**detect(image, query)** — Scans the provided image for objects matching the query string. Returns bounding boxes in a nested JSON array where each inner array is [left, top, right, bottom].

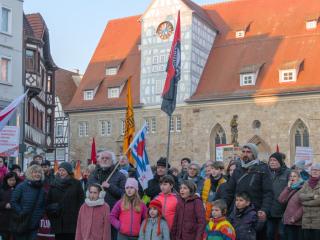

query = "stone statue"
[[230, 115, 239, 146]]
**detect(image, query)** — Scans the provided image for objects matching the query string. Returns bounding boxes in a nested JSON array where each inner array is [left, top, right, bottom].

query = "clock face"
[[157, 22, 174, 40]]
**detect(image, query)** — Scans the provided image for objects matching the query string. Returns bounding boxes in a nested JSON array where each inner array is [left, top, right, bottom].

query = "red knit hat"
[[143, 200, 162, 235]]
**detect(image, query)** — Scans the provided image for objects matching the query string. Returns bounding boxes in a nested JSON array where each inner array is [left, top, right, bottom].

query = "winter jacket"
[[298, 180, 320, 229], [203, 217, 236, 240], [229, 203, 265, 240], [10, 179, 46, 230], [118, 162, 144, 198], [300, 170, 310, 181], [76, 202, 111, 240], [88, 165, 126, 209], [278, 183, 303, 226], [223, 161, 274, 216], [170, 194, 206, 240], [177, 169, 187, 182], [202, 175, 227, 220], [145, 171, 180, 200], [213, 182, 228, 202], [268, 165, 291, 218], [46, 179, 84, 234], [139, 217, 170, 240], [109, 198, 147, 236], [0, 165, 8, 177], [43, 173, 55, 185], [181, 173, 205, 196], [0, 187, 16, 232], [154, 192, 178, 231]]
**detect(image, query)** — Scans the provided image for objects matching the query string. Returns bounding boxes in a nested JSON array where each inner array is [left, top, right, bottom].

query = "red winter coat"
[[170, 194, 206, 240], [278, 184, 303, 226]]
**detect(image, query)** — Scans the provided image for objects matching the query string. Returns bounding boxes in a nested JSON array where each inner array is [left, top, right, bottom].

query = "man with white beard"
[[88, 151, 126, 239]]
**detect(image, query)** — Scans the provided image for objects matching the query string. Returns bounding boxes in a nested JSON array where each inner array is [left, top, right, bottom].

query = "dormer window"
[[238, 63, 264, 86], [107, 77, 129, 99], [108, 68, 116, 75], [82, 78, 105, 100], [105, 58, 125, 76], [84, 90, 93, 100], [110, 88, 119, 98], [278, 60, 303, 83], [233, 22, 251, 38], [306, 21, 317, 29], [236, 30, 245, 38], [305, 14, 319, 30]]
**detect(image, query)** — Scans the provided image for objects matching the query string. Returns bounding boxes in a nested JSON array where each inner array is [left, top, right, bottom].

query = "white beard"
[[100, 163, 112, 169]]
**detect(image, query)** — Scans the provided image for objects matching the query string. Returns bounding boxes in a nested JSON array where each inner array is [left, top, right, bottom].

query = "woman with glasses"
[[180, 161, 205, 196], [298, 163, 320, 240]]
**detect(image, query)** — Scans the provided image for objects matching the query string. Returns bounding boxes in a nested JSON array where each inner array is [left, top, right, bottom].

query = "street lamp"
[[23, 146, 46, 159]]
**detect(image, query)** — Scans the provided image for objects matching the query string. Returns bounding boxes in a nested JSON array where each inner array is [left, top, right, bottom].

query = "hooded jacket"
[[76, 202, 111, 240], [139, 217, 170, 240], [278, 183, 304, 226], [170, 194, 206, 240], [269, 164, 291, 218], [298, 180, 320, 229], [203, 217, 236, 240], [229, 203, 265, 240], [223, 161, 274, 216]]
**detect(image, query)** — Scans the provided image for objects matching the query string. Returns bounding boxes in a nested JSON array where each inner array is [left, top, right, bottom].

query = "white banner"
[[0, 126, 20, 157], [295, 146, 313, 171]]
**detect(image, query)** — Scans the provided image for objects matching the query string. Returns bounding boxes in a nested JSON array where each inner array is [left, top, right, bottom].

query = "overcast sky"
[[24, 0, 224, 74]]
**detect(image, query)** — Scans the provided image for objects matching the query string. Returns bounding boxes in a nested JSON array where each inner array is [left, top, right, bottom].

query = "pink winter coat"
[[0, 165, 8, 177], [109, 198, 147, 237], [75, 202, 111, 240], [278, 184, 303, 226]]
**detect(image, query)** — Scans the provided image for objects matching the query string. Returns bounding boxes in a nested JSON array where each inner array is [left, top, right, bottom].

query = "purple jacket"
[[278, 184, 303, 226], [229, 203, 265, 240], [170, 194, 206, 240]]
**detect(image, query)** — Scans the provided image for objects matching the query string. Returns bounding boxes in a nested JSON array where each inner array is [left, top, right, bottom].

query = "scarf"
[[120, 165, 130, 171], [188, 176, 199, 183], [55, 174, 71, 188], [85, 198, 105, 207], [291, 179, 303, 189], [27, 180, 43, 189], [241, 159, 260, 169], [234, 205, 249, 218], [308, 176, 320, 189]]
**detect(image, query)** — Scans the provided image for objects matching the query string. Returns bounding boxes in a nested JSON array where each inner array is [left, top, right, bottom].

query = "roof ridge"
[[58, 68, 80, 75], [109, 14, 142, 21], [201, 0, 247, 8]]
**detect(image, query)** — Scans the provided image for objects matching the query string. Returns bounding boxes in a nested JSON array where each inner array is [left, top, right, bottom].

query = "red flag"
[[161, 10, 181, 116], [276, 143, 279, 152], [90, 137, 97, 165], [74, 161, 82, 180], [54, 159, 59, 175]]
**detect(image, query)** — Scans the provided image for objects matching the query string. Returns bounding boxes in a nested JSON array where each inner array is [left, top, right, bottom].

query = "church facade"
[[65, 0, 320, 169]]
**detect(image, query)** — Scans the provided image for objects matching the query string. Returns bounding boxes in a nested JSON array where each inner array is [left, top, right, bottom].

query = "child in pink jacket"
[[0, 157, 8, 177], [76, 183, 111, 240], [110, 178, 147, 240]]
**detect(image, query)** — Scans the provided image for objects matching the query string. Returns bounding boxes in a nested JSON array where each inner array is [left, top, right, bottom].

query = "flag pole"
[[105, 147, 131, 183], [165, 115, 172, 175]]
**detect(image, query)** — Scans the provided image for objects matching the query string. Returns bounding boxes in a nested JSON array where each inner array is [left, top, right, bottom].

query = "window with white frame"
[[243, 74, 253, 85], [1, 5, 11, 34], [151, 118, 156, 133], [236, 30, 245, 38], [108, 68, 116, 75], [85, 123, 89, 136], [176, 117, 181, 132], [281, 70, 295, 82], [56, 149, 65, 160], [110, 88, 119, 98], [152, 66, 158, 72], [100, 121, 105, 136], [160, 55, 165, 63], [159, 65, 166, 72], [56, 124, 63, 137], [121, 120, 125, 135], [107, 121, 111, 136], [84, 90, 93, 100], [145, 118, 149, 133], [79, 123, 83, 137], [0, 56, 10, 83], [306, 21, 317, 29], [170, 117, 174, 132], [156, 80, 162, 94], [153, 56, 158, 64]]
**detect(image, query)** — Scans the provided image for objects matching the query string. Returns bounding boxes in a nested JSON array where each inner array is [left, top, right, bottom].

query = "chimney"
[[72, 69, 79, 74]]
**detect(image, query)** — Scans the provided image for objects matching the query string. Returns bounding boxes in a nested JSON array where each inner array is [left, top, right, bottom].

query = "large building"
[[65, 0, 320, 169], [23, 13, 57, 168], [0, 0, 24, 166]]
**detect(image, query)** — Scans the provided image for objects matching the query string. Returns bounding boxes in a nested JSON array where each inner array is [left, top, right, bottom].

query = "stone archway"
[[247, 135, 271, 163], [209, 123, 226, 160]]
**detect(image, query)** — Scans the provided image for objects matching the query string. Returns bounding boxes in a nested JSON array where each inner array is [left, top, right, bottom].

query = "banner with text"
[[0, 126, 20, 156], [295, 146, 313, 171], [216, 144, 233, 162]]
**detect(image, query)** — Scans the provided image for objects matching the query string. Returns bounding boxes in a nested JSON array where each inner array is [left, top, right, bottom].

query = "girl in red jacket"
[[110, 178, 147, 240], [76, 183, 111, 240], [170, 180, 207, 240]]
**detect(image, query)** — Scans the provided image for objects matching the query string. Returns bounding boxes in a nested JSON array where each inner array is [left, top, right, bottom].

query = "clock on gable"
[[157, 21, 174, 40]]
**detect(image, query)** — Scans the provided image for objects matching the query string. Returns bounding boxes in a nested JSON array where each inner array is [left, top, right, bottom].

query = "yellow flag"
[[123, 76, 135, 164]]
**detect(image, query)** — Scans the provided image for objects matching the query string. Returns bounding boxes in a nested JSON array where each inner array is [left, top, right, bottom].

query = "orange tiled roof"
[[25, 13, 46, 39]]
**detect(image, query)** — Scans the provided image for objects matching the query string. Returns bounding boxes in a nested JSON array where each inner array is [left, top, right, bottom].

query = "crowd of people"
[[0, 144, 320, 240]]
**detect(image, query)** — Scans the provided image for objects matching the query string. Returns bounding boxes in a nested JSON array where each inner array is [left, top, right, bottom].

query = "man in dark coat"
[[266, 152, 291, 240], [177, 157, 190, 181], [41, 160, 55, 185], [145, 157, 180, 200], [223, 143, 274, 240], [88, 150, 126, 240]]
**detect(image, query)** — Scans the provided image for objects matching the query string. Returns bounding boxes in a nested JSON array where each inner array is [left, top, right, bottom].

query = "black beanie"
[[181, 158, 191, 164], [269, 152, 283, 165], [10, 164, 21, 171], [157, 157, 171, 169]]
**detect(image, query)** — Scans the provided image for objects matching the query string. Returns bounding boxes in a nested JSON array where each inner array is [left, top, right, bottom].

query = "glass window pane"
[[47, 75, 52, 92], [145, 119, 149, 133], [2, 8, 9, 32], [215, 134, 221, 145], [1, 58, 8, 82], [222, 134, 226, 144], [295, 131, 301, 147], [303, 130, 309, 147]]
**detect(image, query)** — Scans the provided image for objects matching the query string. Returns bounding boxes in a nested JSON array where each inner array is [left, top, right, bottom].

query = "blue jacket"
[[300, 170, 310, 181], [10, 179, 46, 230]]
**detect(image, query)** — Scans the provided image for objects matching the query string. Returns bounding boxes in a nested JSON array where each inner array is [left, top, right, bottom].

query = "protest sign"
[[216, 144, 233, 162], [0, 126, 20, 156], [223, 147, 243, 169], [295, 146, 313, 171]]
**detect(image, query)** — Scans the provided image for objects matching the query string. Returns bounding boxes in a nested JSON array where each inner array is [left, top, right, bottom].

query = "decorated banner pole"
[[105, 148, 130, 183], [165, 116, 172, 174]]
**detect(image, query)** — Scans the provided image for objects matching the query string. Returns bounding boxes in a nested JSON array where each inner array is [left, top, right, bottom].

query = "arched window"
[[215, 127, 226, 145], [210, 124, 227, 160], [295, 122, 309, 147]]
